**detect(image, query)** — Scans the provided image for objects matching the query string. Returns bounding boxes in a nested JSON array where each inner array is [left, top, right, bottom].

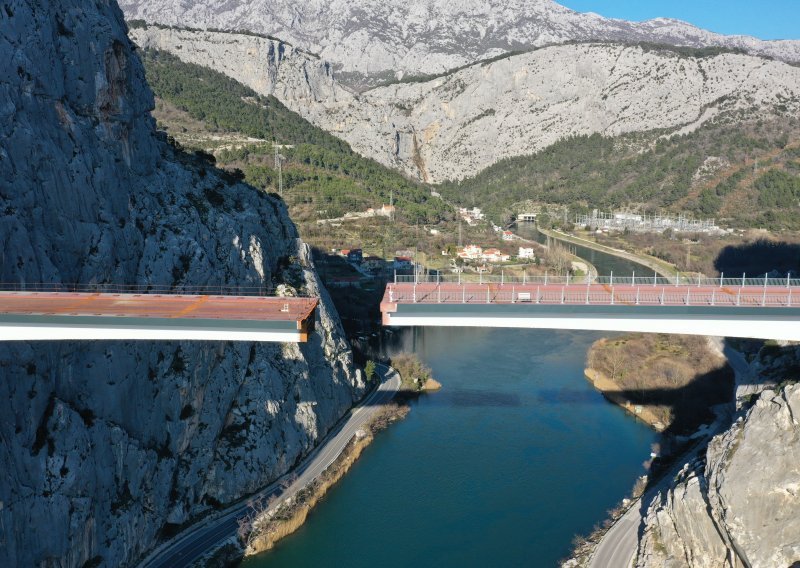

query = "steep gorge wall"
[[0, 1, 364, 566]]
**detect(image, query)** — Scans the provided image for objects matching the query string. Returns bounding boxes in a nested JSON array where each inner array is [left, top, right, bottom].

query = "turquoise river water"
[[243, 227, 658, 567]]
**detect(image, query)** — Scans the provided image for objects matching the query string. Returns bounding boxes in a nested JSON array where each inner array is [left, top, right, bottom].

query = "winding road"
[[137, 364, 401, 568]]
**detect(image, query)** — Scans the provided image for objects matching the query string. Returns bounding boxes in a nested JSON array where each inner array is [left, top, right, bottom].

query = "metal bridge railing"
[[395, 272, 800, 289], [0, 282, 294, 297], [386, 283, 799, 308]]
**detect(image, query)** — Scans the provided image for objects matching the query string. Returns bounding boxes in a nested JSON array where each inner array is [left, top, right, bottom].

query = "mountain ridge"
[[120, 0, 800, 86], [129, 25, 800, 183]]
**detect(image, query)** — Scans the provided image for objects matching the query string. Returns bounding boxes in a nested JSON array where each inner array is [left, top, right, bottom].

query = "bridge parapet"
[[394, 273, 800, 288], [385, 282, 799, 308], [381, 279, 800, 340], [0, 282, 292, 297]]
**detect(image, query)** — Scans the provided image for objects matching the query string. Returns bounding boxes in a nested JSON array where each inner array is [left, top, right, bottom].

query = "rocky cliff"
[[0, 1, 364, 566], [636, 383, 800, 567], [119, 0, 800, 84], [128, 25, 350, 107], [129, 26, 800, 182]]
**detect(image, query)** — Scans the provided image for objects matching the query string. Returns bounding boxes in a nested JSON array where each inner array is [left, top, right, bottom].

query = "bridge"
[[380, 275, 800, 341], [0, 285, 317, 343]]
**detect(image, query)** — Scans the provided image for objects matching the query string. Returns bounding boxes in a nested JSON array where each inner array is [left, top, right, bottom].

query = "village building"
[[483, 248, 511, 263], [458, 245, 483, 260], [458, 207, 485, 225], [393, 256, 413, 270], [457, 245, 510, 263], [346, 248, 363, 264], [362, 256, 386, 273]]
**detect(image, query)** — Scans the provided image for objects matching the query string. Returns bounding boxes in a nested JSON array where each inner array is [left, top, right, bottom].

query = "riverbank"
[[538, 228, 677, 280], [240, 357, 441, 558], [243, 403, 410, 555], [583, 334, 734, 435], [584, 368, 666, 431]]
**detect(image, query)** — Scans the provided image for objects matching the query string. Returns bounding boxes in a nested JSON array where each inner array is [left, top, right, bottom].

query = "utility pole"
[[274, 143, 283, 197]]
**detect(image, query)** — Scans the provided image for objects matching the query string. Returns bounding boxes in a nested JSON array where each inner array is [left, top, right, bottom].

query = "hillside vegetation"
[[142, 49, 449, 225], [586, 334, 733, 434], [438, 117, 800, 230]]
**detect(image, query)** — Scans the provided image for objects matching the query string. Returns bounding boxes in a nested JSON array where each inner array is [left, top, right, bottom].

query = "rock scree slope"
[[0, 1, 365, 566]]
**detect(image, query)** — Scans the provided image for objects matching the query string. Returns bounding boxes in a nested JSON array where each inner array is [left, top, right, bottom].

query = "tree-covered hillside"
[[142, 49, 449, 225], [438, 117, 800, 230]]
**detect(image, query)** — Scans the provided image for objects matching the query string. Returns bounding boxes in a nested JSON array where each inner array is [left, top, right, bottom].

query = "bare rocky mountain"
[[130, 26, 800, 182], [637, 383, 800, 567], [120, 0, 800, 86], [0, 1, 364, 565]]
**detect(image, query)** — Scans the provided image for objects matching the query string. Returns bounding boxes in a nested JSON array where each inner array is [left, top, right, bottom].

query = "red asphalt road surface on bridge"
[[0, 292, 318, 322], [383, 283, 800, 308]]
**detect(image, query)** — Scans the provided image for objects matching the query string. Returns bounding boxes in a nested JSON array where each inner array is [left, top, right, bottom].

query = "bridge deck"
[[0, 292, 318, 342], [380, 282, 800, 340], [382, 282, 798, 308]]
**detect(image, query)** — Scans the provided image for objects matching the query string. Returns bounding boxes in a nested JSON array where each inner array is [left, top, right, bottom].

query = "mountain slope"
[[318, 43, 800, 182], [141, 48, 449, 224], [437, 118, 800, 229], [0, 1, 364, 565], [131, 26, 800, 183], [119, 0, 800, 85]]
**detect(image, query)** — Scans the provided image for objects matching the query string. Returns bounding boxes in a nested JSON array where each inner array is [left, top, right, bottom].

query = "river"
[[243, 226, 657, 567], [514, 223, 657, 279]]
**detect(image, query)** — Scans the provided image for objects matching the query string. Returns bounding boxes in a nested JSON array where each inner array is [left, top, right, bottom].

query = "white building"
[[458, 207, 486, 225], [518, 247, 535, 260], [483, 248, 511, 263], [458, 245, 483, 260]]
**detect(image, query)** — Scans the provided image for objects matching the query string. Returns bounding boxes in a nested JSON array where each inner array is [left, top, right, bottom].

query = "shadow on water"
[[536, 388, 616, 404], [714, 239, 800, 276], [425, 388, 522, 407]]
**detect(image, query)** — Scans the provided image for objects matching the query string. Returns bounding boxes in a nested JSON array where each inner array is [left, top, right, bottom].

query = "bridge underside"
[[0, 293, 317, 343], [382, 303, 800, 341], [0, 316, 309, 343]]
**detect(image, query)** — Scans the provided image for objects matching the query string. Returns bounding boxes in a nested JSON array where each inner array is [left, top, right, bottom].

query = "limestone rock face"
[[0, 1, 364, 566], [129, 26, 350, 107], [132, 27, 800, 182], [637, 384, 800, 568], [119, 0, 800, 83]]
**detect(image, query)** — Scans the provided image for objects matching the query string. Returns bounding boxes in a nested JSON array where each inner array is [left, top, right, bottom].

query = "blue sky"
[[559, 0, 800, 40]]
